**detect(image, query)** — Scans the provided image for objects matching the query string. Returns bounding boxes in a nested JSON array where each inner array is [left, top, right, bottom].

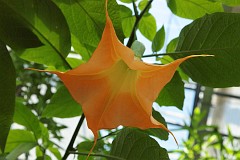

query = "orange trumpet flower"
[[50, 11, 201, 151], [30, 0, 209, 157]]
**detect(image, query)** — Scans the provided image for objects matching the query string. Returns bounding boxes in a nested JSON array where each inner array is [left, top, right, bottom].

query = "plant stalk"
[[126, 0, 154, 48], [62, 113, 85, 160]]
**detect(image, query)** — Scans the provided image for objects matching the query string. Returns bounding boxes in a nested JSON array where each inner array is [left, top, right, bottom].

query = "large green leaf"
[[52, 0, 124, 60], [167, 0, 223, 19], [144, 109, 169, 141], [139, 13, 156, 41], [0, 0, 71, 70], [5, 130, 37, 159], [156, 72, 184, 109], [110, 128, 169, 160], [42, 86, 82, 118], [172, 13, 240, 87], [0, 3, 41, 49], [0, 42, 15, 152], [14, 99, 42, 139], [71, 36, 94, 61]]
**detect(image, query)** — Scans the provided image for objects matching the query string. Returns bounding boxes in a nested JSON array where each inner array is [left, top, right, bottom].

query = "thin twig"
[[62, 113, 85, 160], [142, 52, 186, 58], [132, 0, 139, 18], [69, 151, 125, 160], [126, 0, 154, 47], [97, 130, 120, 141], [142, 46, 231, 58]]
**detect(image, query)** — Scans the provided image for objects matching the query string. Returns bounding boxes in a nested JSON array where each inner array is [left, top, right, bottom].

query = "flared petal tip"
[[25, 68, 45, 72], [189, 54, 214, 58], [86, 130, 98, 160], [25, 68, 64, 75], [150, 116, 179, 147]]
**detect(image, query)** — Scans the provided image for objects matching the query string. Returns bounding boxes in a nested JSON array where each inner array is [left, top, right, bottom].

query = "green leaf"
[[120, 5, 136, 38], [156, 72, 184, 109], [131, 40, 146, 58], [0, 0, 71, 70], [66, 57, 85, 69], [166, 37, 179, 53], [5, 130, 36, 152], [152, 26, 165, 52], [71, 35, 93, 61], [48, 147, 62, 160], [20, 46, 69, 71], [37, 155, 52, 160], [120, 0, 137, 3], [227, 126, 234, 146], [167, 0, 223, 19], [122, 16, 136, 38], [6, 143, 36, 160], [120, 5, 132, 18], [0, 42, 15, 152], [0, 3, 42, 49], [53, 0, 124, 60], [110, 128, 169, 160], [39, 123, 50, 148], [217, 0, 240, 6], [139, 13, 156, 41], [172, 13, 240, 87], [5, 130, 37, 159], [35, 146, 43, 157], [138, 0, 150, 11], [42, 86, 82, 118], [14, 99, 42, 139], [144, 109, 169, 140]]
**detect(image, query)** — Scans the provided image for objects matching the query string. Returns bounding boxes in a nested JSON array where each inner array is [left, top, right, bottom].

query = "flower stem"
[[62, 113, 85, 160], [126, 0, 154, 48]]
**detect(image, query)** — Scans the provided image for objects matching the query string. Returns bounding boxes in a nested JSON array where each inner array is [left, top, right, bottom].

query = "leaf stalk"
[[62, 113, 85, 160], [126, 0, 154, 47]]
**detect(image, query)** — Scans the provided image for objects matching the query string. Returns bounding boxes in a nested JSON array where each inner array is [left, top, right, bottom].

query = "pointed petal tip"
[[159, 125, 178, 147], [150, 116, 178, 146], [87, 131, 98, 160], [188, 54, 214, 58], [25, 68, 64, 76], [169, 130, 179, 147], [180, 54, 214, 62], [25, 68, 45, 72]]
